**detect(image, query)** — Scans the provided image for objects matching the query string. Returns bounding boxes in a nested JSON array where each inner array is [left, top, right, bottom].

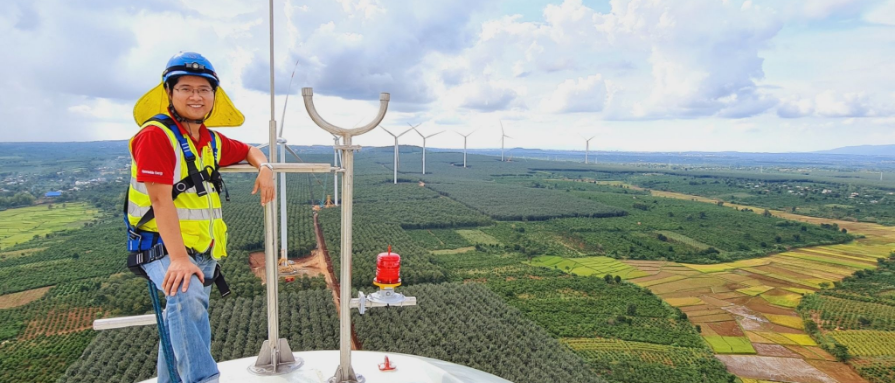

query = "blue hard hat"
[[162, 52, 219, 87]]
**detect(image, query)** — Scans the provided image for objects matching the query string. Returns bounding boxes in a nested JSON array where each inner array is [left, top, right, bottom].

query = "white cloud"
[[540, 75, 608, 113], [864, 0, 895, 25], [803, 0, 866, 19], [456, 81, 521, 112], [815, 90, 871, 117], [594, 0, 783, 119], [777, 96, 815, 118], [775, 90, 894, 118]]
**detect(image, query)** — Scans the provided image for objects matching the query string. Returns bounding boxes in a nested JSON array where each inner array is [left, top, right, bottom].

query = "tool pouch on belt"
[[127, 244, 231, 297]]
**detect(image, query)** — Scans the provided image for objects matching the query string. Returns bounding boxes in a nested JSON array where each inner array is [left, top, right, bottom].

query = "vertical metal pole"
[[393, 138, 398, 184], [339, 135, 355, 379], [422, 138, 426, 175], [279, 143, 287, 262], [463, 138, 467, 168], [586, 141, 589, 164], [266, 0, 280, 369]]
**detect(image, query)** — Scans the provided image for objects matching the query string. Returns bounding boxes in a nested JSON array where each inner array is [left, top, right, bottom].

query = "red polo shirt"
[[131, 119, 250, 185]]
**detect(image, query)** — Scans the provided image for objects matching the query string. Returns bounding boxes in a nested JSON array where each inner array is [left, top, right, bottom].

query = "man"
[[127, 51, 274, 383]]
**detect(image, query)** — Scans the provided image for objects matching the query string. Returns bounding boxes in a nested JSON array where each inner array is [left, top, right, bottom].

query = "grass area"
[[0, 286, 52, 309], [683, 258, 771, 273], [655, 231, 713, 250], [527, 256, 650, 279], [778, 252, 877, 270], [0, 247, 46, 260], [456, 229, 501, 246], [760, 292, 803, 308], [737, 285, 774, 296], [0, 203, 100, 248], [782, 333, 817, 346], [703, 336, 756, 354], [431, 247, 476, 255], [635, 275, 688, 287], [664, 297, 704, 307], [764, 314, 805, 330]]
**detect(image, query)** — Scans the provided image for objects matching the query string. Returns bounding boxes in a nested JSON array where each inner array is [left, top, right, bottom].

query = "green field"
[[527, 255, 650, 279], [0, 203, 101, 248], [703, 336, 756, 354], [456, 229, 502, 245]]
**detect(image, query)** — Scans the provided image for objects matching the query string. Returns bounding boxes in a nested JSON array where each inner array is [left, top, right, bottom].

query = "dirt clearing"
[[715, 355, 839, 383], [0, 286, 51, 309]]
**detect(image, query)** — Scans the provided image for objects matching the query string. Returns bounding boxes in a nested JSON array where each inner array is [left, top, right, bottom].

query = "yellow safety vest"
[[127, 116, 229, 259]]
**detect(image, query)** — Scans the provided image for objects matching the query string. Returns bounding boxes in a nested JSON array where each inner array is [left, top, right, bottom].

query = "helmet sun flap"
[[133, 52, 244, 127]]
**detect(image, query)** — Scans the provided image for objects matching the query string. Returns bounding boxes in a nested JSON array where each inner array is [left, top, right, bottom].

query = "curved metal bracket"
[[302, 88, 389, 137]]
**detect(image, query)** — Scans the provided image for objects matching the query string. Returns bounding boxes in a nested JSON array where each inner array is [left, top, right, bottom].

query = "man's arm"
[[145, 182, 204, 296], [243, 146, 275, 206]]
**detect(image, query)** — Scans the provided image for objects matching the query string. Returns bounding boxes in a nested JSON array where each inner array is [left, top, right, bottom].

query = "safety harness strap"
[[128, 115, 228, 232], [126, 244, 231, 297]]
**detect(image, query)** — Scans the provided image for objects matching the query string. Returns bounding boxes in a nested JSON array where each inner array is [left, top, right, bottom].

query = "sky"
[[1, 0, 894, 153]]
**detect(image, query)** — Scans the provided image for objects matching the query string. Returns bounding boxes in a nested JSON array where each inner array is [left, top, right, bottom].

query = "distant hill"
[[816, 144, 895, 156]]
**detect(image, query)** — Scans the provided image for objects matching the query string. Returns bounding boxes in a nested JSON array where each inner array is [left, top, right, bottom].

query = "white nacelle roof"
[[138, 350, 513, 383]]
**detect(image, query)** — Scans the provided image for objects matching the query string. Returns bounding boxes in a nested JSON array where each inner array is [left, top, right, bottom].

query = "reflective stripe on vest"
[[127, 200, 223, 221], [127, 114, 228, 259]]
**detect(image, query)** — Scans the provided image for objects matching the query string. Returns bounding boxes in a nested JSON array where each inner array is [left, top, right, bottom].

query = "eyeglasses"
[[173, 87, 214, 97]]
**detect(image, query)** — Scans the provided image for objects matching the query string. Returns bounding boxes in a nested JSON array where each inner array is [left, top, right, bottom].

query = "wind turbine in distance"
[[500, 120, 512, 162], [456, 129, 477, 168], [411, 124, 443, 175], [331, 135, 341, 206], [583, 135, 596, 164], [380, 125, 414, 184]]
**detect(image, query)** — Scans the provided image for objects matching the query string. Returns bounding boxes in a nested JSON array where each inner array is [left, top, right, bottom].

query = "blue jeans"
[[142, 253, 220, 383]]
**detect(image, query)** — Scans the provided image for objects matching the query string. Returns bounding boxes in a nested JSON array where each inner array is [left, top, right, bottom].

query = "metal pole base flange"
[[329, 366, 365, 383], [248, 339, 303, 375]]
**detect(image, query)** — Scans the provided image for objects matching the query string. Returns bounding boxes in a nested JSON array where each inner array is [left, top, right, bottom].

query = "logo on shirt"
[[141, 170, 164, 176]]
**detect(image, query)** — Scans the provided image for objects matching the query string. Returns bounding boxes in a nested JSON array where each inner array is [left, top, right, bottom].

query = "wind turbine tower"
[[584, 135, 596, 164], [500, 120, 512, 162], [380, 125, 414, 184], [456, 130, 477, 168], [332, 135, 341, 206], [412, 124, 443, 175]]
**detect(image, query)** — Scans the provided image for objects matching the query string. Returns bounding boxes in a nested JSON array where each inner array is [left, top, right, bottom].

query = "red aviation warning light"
[[374, 245, 401, 287], [351, 245, 416, 315]]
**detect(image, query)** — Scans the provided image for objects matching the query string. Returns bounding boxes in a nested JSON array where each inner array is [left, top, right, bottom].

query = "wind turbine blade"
[[427, 131, 444, 138], [397, 127, 414, 137], [278, 59, 302, 138], [255, 143, 269, 150], [499, 120, 504, 135], [380, 125, 396, 137], [285, 145, 304, 163]]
